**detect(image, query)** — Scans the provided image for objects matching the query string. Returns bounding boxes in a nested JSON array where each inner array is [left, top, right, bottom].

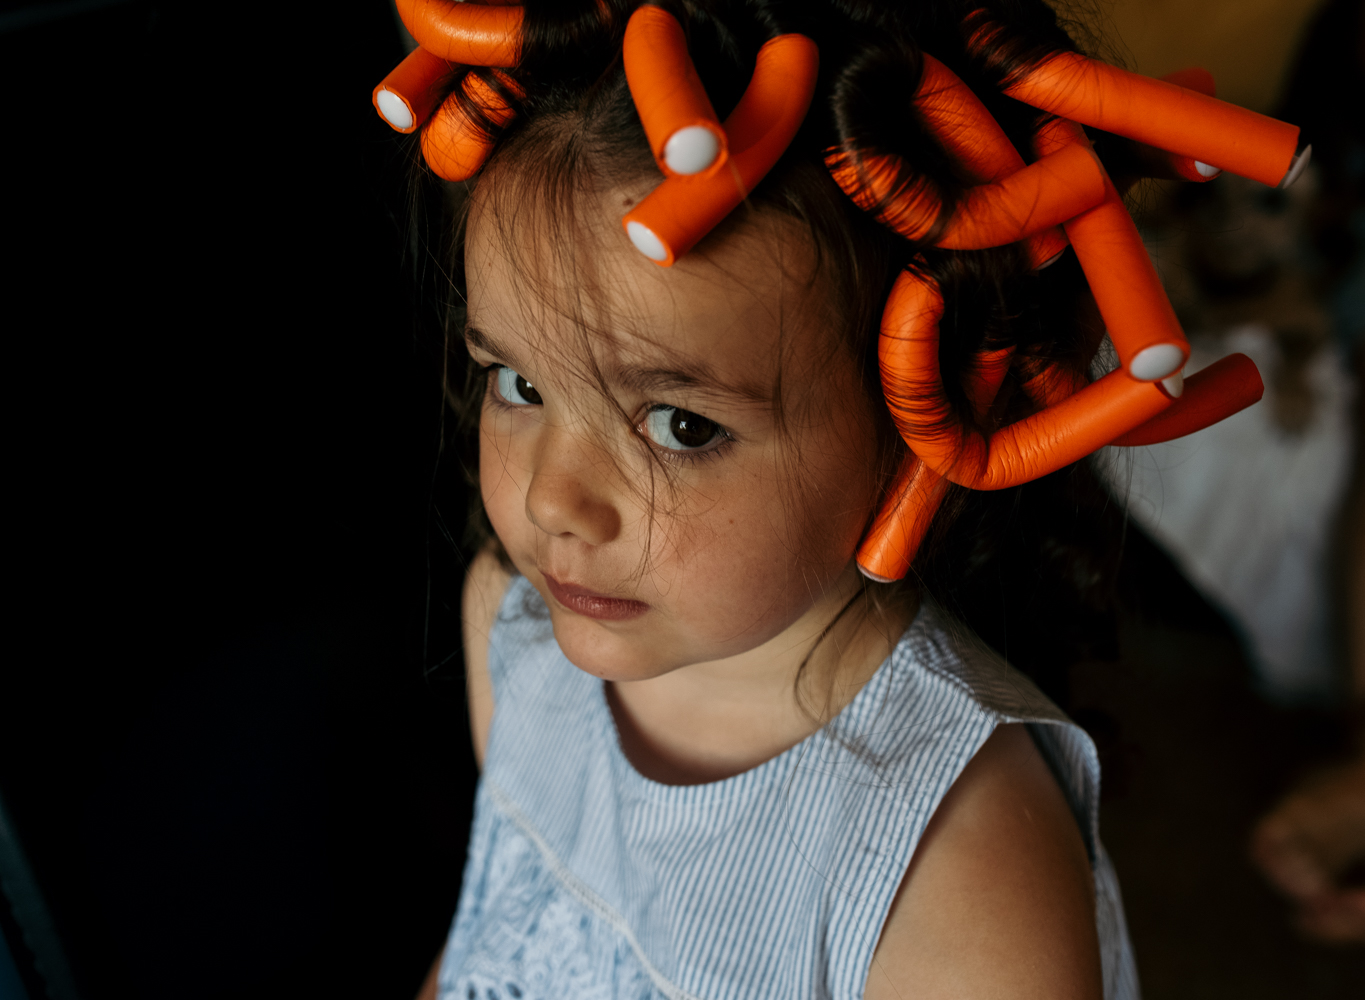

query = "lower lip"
[[543, 574, 650, 622]]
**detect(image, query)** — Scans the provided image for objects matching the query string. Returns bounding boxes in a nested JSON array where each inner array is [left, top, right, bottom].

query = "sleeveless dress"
[[437, 576, 1140, 1000]]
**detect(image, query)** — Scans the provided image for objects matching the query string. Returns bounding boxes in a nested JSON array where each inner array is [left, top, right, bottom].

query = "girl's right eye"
[[493, 366, 543, 406]]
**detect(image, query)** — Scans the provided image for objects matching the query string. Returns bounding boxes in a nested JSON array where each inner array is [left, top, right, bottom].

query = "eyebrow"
[[612, 362, 773, 406], [466, 324, 773, 406], [464, 324, 522, 368]]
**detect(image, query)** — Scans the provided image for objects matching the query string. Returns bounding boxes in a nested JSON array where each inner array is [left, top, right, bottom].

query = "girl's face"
[[465, 188, 884, 682]]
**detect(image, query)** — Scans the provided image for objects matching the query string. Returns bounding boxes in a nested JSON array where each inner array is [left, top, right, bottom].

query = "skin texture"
[[421, 178, 1104, 999], [863, 723, 1102, 1000]]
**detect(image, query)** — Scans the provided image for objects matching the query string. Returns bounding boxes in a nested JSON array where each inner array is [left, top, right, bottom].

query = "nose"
[[524, 428, 622, 546]]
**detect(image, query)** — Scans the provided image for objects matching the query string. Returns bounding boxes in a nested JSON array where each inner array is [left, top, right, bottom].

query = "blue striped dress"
[[437, 575, 1140, 1000]]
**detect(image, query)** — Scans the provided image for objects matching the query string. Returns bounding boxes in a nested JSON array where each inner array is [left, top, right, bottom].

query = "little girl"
[[370, 1, 1302, 997]]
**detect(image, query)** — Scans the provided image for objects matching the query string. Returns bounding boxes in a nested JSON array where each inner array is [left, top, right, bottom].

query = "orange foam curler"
[[1121, 69, 1222, 182], [1162, 66, 1216, 97], [395, 0, 523, 68], [914, 54, 1020, 179], [943, 144, 1104, 249], [623, 5, 728, 178], [856, 457, 947, 582], [857, 346, 1014, 581], [622, 33, 819, 266], [373, 46, 455, 134], [900, 55, 1068, 266], [1034, 118, 1190, 382], [420, 71, 518, 181], [878, 269, 1173, 491], [831, 142, 1105, 250], [1004, 49, 1300, 188], [1111, 353, 1264, 446], [914, 54, 1067, 264], [851, 45, 1281, 571]]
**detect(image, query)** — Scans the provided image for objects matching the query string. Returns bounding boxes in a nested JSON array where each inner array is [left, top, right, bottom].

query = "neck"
[[607, 564, 919, 785]]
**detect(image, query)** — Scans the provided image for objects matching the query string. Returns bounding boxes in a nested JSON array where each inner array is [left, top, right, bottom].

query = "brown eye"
[[494, 366, 542, 406], [643, 406, 721, 451]]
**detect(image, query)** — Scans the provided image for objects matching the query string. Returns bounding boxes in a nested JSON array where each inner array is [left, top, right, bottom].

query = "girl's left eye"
[[642, 406, 724, 452]]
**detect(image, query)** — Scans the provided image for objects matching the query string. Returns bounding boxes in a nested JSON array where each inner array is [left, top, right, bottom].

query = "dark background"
[[2, 2, 1364, 999], [2, 1, 477, 997]]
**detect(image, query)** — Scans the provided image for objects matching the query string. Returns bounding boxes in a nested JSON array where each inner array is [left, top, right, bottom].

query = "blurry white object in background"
[[1102, 325, 1355, 703]]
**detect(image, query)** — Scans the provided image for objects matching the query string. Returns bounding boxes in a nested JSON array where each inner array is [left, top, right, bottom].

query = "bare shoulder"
[[863, 723, 1102, 1000], [462, 545, 514, 767]]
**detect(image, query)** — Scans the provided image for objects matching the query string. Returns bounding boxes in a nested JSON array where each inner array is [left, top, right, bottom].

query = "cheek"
[[647, 445, 873, 643], [479, 409, 530, 544]]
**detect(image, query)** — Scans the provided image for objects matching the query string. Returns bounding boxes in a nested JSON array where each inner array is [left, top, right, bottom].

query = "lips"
[[542, 573, 650, 622]]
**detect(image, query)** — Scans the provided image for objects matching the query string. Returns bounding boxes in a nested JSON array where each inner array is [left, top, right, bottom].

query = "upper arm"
[[462, 545, 513, 768], [864, 723, 1103, 1000]]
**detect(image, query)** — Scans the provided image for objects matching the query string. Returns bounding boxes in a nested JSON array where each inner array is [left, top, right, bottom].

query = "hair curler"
[[830, 142, 1105, 250], [1111, 353, 1264, 446], [941, 144, 1104, 249], [1019, 351, 1264, 447], [857, 457, 945, 582], [992, 45, 1305, 189], [1162, 66, 1216, 97], [373, 46, 455, 133], [836, 41, 1291, 575], [859, 286, 1266, 577], [1100, 68, 1224, 184], [857, 346, 1013, 581], [914, 55, 1069, 265], [1034, 118, 1191, 382], [374, 1, 526, 180], [876, 269, 1175, 491], [861, 54, 1069, 266], [624, 5, 729, 178], [1152, 68, 1223, 182], [420, 71, 519, 181], [622, 33, 819, 266], [393, 0, 524, 67]]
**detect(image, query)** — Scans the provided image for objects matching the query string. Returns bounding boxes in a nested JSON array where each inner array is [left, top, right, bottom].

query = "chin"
[[547, 610, 680, 682]]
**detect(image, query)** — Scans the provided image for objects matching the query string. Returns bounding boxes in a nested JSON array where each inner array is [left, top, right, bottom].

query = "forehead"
[[464, 177, 839, 390]]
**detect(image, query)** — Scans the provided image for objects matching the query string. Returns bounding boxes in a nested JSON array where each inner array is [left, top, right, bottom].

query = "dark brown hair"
[[423, 0, 1128, 704]]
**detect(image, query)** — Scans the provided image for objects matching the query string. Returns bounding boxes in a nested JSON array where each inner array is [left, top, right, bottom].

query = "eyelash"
[[479, 364, 735, 466]]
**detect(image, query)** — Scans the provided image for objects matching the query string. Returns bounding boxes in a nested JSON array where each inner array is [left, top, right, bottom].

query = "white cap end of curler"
[[663, 126, 721, 176], [857, 563, 899, 583], [627, 221, 669, 262], [1035, 250, 1065, 270], [376, 89, 414, 131], [1279, 144, 1312, 190], [1161, 370, 1185, 398], [1194, 161, 1221, 178], [1129, 343, 1186, 382]]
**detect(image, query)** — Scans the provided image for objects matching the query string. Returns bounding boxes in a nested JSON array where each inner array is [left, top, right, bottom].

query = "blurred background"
[[0, 1, 1361, 998]]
